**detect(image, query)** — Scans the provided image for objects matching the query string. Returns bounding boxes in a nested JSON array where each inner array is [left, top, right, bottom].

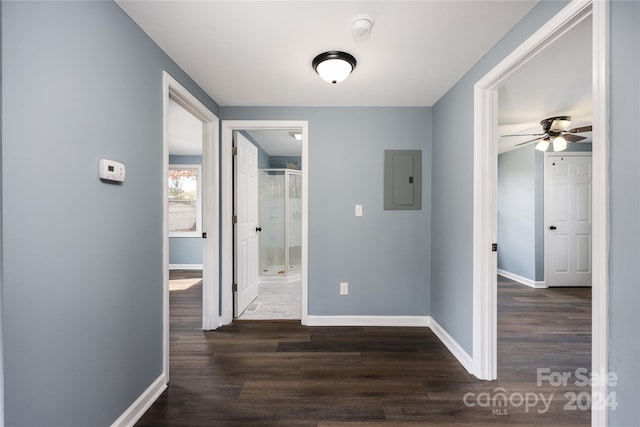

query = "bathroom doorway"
[[220, 122, 308, 324]]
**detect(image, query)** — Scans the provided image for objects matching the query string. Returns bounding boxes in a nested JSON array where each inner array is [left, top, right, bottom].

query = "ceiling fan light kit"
[[552, 135, 567, 151], [535, 139, 550, 152], [547, 116, 572, 132], [503, 115, 592, 152]]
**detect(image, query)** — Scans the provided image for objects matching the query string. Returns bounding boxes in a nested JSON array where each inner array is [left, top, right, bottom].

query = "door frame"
[[162, 71, 220, 381], [472, 0, 608, 425], [544, 152, 593, 288], [221, 120, 309, 325]]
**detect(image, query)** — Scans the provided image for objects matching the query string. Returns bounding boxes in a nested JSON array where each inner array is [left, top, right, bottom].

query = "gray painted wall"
[[2, 1, 219, 425], [609, 1, 640, 424], [431, 0, 570, 355], [169, 155, 203, 266], [497, 146, 537, 281], [222, 107, 431, 316]]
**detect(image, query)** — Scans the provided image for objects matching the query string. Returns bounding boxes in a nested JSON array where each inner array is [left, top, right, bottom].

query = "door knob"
[[256, 227, 262, 232], [549, 225, 557, 230]]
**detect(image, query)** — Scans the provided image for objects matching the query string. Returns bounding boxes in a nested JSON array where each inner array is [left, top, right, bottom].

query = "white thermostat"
[[99, 159, 126, 182]]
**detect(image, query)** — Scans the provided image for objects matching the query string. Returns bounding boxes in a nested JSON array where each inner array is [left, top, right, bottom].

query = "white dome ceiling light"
[[311, 14, 373, 85], [312, 51, 357, 84]]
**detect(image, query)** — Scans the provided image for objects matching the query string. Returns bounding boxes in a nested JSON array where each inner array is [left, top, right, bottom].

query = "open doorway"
[[233, 129, 303, 320], [494, 18, 593, 425], [162, 72, 219, 380], [168, 96, 204, 297], [221, 120, 309, 326], [473, 1, 608, 424], [496, 14, 592, 289]]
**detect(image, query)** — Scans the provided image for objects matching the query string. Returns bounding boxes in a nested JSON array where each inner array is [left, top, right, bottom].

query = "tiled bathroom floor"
[[237, 280, 301, 320]]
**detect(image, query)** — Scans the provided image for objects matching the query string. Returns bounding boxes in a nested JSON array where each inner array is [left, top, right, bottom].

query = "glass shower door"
[[259, 170, 285, 276], [287, 171, 302, 275]]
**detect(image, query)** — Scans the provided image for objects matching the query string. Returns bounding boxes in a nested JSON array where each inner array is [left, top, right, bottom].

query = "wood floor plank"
[[136, 277, 590, 425]]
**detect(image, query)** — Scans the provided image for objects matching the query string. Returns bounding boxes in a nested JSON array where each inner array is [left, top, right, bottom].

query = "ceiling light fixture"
[[289, 131, 302, 141], [312, 51, 357, 84]]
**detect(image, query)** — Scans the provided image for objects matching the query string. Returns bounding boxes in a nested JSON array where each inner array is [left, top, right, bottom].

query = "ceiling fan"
[[502, 116, 592, 152]]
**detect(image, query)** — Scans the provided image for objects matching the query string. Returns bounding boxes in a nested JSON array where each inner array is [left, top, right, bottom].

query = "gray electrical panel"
[[384, 150, 421, 210]]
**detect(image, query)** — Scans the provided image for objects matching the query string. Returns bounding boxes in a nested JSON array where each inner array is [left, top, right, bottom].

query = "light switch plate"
[[340, 282, 349, 295], [355, 204, 363, 217]]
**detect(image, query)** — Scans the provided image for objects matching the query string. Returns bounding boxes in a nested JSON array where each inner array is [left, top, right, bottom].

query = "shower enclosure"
[[259, 169, 302, 282]]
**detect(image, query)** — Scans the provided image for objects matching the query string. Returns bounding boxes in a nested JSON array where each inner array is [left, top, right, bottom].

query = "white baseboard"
[[306, 315, 430, 327], [111, 374, 167, 427], [498, 269, 546, 288], [169, 264, 203, 270], [428, 317, 474, 375]]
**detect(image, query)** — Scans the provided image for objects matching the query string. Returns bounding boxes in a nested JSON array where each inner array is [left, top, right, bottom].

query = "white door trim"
[[162, 71, 220, 382], [221, 120, 309, 326], [473, 1, 608, 426]]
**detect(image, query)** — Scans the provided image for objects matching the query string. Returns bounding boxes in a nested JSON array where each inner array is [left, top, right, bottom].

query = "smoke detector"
[[352, 15, 374, 39]]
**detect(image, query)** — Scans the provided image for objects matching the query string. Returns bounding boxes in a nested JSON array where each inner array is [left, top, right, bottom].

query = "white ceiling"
[[169, 97, 203, 156], [117, 0, 539, 107], [135, 1, 591, 155], [498, 15, 592, 153], [245, 130, 302, 157]]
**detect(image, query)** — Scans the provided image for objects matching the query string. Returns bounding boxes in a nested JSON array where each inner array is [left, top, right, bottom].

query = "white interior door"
[[234, 132, 260, 315], [545, 153, 592, 287]]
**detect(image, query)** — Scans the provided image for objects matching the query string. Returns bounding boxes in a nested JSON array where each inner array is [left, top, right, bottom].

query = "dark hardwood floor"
[[137, 275, 591, 426]]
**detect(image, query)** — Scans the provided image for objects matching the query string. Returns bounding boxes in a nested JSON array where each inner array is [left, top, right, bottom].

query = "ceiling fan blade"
[[515, 136, 546, 146], [567, 125, 592, 133], [563, 134, 586, 143], [501, 133, 546, 138]]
